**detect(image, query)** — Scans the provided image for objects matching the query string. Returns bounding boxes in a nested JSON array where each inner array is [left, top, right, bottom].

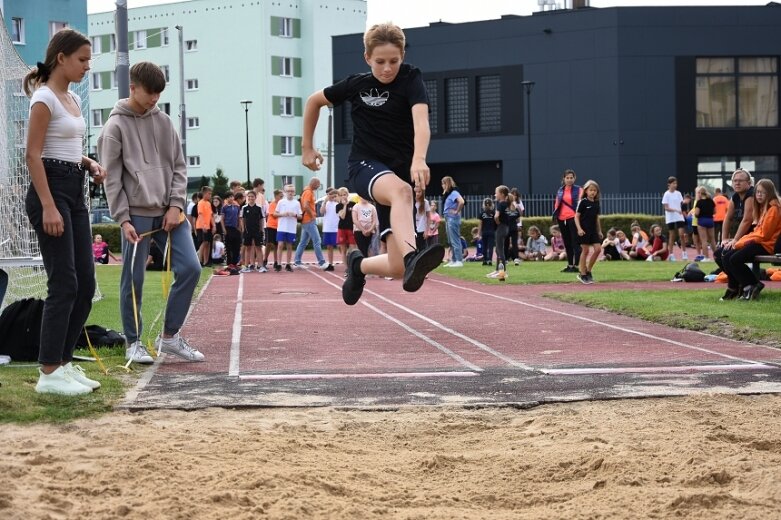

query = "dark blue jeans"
[[25, 162, 95, 365]]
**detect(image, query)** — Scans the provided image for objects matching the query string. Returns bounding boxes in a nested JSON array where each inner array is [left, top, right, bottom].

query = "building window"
[[90, 36, 101, 54], [161, 28, 169, 46], [281, 57, 293, 77], [281, 175, 294, 186], [186, 39, 198, 51], [91, 73, 102, 90], [281, 136, 294, 156], [188, 156, 201, 167], [445, 77, 469, 134], [279, 96, 294, 116], [11, 18, 25, 44], [187, 117, 200, 128], [423, 79, 438, 134], [135, 30, 147, 49], [109, 34, 116, 52], [280, 17, 293, 37], [697, 155, 779, 192], [91, 109, 103, 127], [110, 71, 118, 89], [159, 102, 171, 115], [477, 75, 501, 132], [49, 21, 68, 38], [696, 57, 778, 128], [161, 65, 170, 83], [186, 79, 199, 90]]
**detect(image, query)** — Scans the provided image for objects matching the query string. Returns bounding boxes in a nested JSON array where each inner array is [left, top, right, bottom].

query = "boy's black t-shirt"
[[336, 201, 356, 230], [576, 198, 600, 233], [480, 210, 496, 234], [241, 204, 264, 233], [323, 64, 429, 175], [697, 198, 715, 218]]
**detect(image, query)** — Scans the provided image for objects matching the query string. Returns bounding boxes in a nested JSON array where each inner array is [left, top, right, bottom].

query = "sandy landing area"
[[1, 394, 780, 519]]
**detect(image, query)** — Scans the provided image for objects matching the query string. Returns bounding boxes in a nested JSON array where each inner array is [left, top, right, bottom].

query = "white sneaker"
[[681, 252, 689, 260], [486, 271, 499, 278], [126, 341, 154, 364], [292, 262, 306, 269], [668, 254, 676, 261], [450, 261, 464, 267], [240, 266, 252, 273], [155, 334, 205, 362], [645, 256, 654, 262], [514, 258, 521, 266], [63, 362, 101, 390], [318, 262, 330, 270], [35, 366, 92, 396], [258, 265, 268, 273]]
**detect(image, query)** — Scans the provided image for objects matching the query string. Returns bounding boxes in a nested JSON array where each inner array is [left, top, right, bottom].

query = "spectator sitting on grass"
[[544, 225, 567, 261], [630, 224, 668, 261], [521, 225, 547, 261]]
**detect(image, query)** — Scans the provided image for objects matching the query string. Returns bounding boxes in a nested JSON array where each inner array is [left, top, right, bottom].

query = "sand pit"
[[1, 394, 780, 519]]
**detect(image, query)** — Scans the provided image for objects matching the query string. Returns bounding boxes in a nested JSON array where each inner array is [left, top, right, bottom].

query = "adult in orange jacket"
[[720, 179, 781, 301]]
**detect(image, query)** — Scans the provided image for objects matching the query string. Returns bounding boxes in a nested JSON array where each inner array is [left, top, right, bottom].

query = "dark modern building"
[[331, 4, 781, 196]]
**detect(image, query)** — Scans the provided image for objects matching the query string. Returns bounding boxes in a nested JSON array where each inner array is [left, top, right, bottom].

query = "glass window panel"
[[477, 75, 501, 132], [695, 76, 736, 127], [739, 155, 778, 173], [738, 76, 778, 127], [738, 57, 777, 74], [423, 79, 438, 134], [696, 58, 734, 74], [445, 77, 469, 134], [698, 156, 736, 173], [695, 175, 724, 194]]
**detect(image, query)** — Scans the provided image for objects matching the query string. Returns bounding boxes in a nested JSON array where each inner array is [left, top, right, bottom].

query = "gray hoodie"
[[98, 99, 187, 225]]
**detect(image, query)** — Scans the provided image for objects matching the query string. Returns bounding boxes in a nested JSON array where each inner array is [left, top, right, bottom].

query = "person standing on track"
[[575, 180, 603, 284], [301, 22, 445, 305], [553, 169, 582, 273]]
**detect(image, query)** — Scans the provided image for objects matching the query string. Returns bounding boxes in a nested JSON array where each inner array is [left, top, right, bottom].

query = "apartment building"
[[88, 0, 366, 191]]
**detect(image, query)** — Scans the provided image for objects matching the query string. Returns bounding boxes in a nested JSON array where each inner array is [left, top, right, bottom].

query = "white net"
[[0, 22, 100, 310]]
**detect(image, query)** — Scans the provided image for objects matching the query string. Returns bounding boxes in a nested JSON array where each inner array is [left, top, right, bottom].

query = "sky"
[[87, 0, 772, 28]]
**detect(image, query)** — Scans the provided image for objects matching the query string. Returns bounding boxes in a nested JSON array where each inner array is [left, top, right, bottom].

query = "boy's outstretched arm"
[[302, 90, 329, 172], [411, 103, 431, 188]]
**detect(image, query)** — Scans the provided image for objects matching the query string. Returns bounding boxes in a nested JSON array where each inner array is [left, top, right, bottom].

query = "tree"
[[212, 168, 229, 196]]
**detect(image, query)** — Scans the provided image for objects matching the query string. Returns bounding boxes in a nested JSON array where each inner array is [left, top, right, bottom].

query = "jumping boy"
[[301, 23, 444, 305], [99, 61, 205, 364]]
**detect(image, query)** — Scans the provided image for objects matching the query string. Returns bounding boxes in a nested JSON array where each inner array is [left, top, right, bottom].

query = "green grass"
[[434, 259, 686, 284], [0, 266, 211, 424], [545, 288, 781, 346]]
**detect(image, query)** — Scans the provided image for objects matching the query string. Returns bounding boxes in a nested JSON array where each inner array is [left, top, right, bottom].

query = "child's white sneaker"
[[645, 256, 654, 262], [126, 341, 154, 364], [155, 334, 205, 362], [35, 366, 92, 396]]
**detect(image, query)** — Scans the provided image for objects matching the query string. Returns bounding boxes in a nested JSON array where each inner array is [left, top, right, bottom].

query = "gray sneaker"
[[155, 334, 205, 362], [126, 341, 154, 364]]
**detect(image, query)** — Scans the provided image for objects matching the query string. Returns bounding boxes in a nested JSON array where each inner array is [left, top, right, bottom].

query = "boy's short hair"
[[200, 186, 212, 195], [130, 61, 166, 94], [235, 192, 245, 200], [273, 189, 283, 197], [667, 176, 677, 184]]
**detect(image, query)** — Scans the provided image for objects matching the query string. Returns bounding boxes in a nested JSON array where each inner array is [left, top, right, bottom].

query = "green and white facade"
[[87, 0, 366, 192]]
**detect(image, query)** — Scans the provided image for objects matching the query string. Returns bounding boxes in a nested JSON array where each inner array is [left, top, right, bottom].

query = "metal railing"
[[452, 193, 664, 219]]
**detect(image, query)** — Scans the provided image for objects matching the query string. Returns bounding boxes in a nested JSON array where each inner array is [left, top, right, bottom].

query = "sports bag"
[[0, 298, 44, 361], [673, 262, 706, 283]]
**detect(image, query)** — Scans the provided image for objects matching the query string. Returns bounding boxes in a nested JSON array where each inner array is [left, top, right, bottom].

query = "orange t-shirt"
[[196, 199, 213, 230], [300, 188, 316, 224], [713, 194, 729, 222], [558, 186, 577, 221], [266, 200, 279, 229]]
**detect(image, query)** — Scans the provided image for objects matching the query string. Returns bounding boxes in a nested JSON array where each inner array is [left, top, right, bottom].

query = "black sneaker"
[[577, 273, 589, 284], [719, 288, 739, 301], [274, 263, 282, 272], [342, 249, 366, 305], [402, 244, 445, 293], [587, 271, 594, 283], [741, 281, 765, 301], [325, 264, 335, 272], [285, 264, 293, 272]]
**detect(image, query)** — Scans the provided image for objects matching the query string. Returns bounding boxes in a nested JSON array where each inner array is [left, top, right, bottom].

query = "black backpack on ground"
[[76, 325, 125, 348], [673, 262, 706, 282], [0, 298, 44, 361]]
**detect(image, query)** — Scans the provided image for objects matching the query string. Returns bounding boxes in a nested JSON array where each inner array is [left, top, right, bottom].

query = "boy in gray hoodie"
[[98, 62, 204, 364]]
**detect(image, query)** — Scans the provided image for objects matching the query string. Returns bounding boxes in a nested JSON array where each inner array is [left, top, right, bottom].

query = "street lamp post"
[[521, 80, 535, 195], [240, 100, 252, 187]]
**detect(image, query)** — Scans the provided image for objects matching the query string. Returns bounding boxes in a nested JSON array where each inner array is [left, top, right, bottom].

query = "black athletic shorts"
[[265, 227, 277, 244], [243, 230, 264, 246], [347, 159, 394, 241], [196, 229, 212, 243]]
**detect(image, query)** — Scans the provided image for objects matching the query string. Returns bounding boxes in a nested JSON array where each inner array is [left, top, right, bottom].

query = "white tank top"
[[30, 86, 85, 163]]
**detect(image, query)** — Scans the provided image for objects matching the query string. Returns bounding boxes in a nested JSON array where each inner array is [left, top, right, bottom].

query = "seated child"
[[601, 228, 621, 260], [93, 234, 119, 264], [544, 224, 567, 261], [466, 227, 484, 262], [211, 233, 226, 265], [520, 225, 547, 261], [630, 224, 669, 261]]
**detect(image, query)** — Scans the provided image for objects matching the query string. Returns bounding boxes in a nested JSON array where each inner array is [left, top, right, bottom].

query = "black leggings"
[[354, 231, 373, 257], [720, 243, 767, 289], [558, 218, 581, 266]]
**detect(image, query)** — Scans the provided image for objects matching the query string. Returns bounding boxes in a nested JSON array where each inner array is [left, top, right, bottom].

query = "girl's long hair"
[[582, 179, 601, 201], [496, 185, 516, 211], [755, 178, 781, 221], [23, 28, 90, 96], [441, 176, 457, 194]]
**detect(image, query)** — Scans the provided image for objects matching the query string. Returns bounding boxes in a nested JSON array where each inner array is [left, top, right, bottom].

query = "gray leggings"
[[495, 223, 509, 266]]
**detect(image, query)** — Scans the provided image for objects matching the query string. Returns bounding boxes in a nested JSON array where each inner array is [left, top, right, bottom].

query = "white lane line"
[[239, 371, 479, 381], [431, 279, 772, 369], [309, 271, 482, 372], [311, 270, 535, 371], [227, 273, 245, 377], [543, 364, 769, 375]]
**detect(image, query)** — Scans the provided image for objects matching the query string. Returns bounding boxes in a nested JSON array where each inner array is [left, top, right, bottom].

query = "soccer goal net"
[[0, 20, 100, 310]]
